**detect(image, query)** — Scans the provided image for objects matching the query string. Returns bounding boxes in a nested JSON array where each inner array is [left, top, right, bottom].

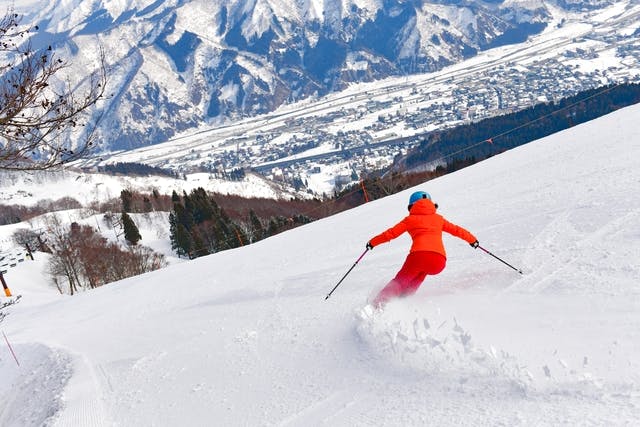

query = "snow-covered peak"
[[0, 0, 631, 157]]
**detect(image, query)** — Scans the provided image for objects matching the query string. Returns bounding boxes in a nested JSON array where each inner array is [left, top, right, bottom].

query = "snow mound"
[[352, 298, 640, 424], [354, 300, 621, 396], [0, 343, 72, 426], [354, 302, 533, 392]]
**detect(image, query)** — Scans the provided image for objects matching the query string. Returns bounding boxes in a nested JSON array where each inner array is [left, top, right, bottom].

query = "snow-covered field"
[[0, 169, 299, 208], [0, 104, 639, 426]]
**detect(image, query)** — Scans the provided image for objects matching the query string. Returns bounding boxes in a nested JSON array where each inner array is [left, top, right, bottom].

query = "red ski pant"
[[373, 251, 446, 306]]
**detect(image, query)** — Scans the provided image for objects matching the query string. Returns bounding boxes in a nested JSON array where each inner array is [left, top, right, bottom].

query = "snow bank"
[[0, 343, 71, 426]]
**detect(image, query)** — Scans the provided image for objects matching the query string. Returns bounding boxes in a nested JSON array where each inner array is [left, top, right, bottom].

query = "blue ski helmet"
[[409, 191, 431, 205], [408, 191, 431, 210]]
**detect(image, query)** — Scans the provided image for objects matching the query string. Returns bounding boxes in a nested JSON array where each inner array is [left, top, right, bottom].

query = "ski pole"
[[477, 245, 523, 275], [325, 248, 369, 300]]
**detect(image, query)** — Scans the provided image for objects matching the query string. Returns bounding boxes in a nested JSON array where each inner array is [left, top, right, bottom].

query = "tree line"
[[168, 188, 315, 259], [0, 196, 83, 225], [399, 82, 640, 170], [95, 162, 179, 178]]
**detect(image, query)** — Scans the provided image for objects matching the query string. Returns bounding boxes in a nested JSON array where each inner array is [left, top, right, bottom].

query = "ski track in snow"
[[52, 355, 111, 427], [519, 207, 640, 295]]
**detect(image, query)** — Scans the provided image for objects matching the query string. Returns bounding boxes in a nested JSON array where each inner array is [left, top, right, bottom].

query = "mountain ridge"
[[8, 0, 614, 151]]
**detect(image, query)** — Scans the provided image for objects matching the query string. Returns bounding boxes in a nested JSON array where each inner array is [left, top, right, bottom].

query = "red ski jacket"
[[369, 199, 476, 258]]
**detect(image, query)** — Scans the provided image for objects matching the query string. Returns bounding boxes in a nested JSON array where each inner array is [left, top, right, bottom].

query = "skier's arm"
[[368, 220, 408, 248], [442, 219, 477, 245]]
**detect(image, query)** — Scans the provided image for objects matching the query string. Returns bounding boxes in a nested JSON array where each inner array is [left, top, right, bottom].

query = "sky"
[[0, 103, 639, 426]]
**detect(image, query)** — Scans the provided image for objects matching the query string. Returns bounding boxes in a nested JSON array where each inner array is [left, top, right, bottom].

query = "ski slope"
[[1, 104, 639, 426]]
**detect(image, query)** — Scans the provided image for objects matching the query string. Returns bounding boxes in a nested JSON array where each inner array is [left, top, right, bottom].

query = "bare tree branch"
[[0, 10, 108, 171]]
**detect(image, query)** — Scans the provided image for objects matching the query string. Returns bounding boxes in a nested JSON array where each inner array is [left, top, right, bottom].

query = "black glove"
[[470, 240, 479, 249], [366, 242, 374, 250]]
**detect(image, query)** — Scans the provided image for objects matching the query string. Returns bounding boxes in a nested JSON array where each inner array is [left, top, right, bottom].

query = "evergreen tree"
[[231, 224, 247, 247], [191, 228, 209, 258], [174, 223, 192, 258], [169, 212, 178, 252], [173, 203, 194, 231], [121, 212, 142, 245], [120, 189, 134, 213], [249, 210, 264, 243], [183, 191, 195, 219], [190, 187, 214, 224], [267, 218, 280, 237], [212, 201, 235, 251], [143, 196, 152, 213]]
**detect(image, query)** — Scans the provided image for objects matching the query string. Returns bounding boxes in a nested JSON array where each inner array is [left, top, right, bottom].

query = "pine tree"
[[183, 191, 195, 219], [232, 224, 247, 247], [190, 187, 214, 224], [143, 196, 152, 213], [174, 224, 192, 258], [191, 228, 209, 258], [120, 189, 134, 213], [121, 212, 142, 245], [169, 212, 178, 252], [211, 200, 235, 251], [249, 210, 264, 243], [267, 218, 280, 237], [173, 203, 194, 231]]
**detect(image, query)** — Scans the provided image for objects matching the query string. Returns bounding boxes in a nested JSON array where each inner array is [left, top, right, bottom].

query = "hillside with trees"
[[3, 82, 640, 278], [396, 82, 640, 171]]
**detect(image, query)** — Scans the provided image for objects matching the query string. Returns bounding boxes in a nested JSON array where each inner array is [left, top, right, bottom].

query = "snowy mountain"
[[0, 101, 638, 425], [3, 0, 630, 153]]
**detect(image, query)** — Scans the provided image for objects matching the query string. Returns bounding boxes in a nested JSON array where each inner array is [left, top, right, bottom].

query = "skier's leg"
[[400, 252, 447, 297], [372, 279, 402, 307], [401, 272, 428, 297], [423, 252, 446, 275], [373, 252, 447, 306], [373, 253, 422, 305]]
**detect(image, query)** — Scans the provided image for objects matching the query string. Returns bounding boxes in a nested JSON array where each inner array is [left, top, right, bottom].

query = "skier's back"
[[367, 191, 478, 306]]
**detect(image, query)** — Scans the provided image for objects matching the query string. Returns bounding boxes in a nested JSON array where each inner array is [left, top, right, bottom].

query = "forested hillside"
[[397, 83, 640, 171]]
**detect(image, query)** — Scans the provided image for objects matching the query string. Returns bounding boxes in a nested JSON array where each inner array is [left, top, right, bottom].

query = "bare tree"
[[45, 215, 83, 294], [0, 10, 107, 171], [45, 216, 167, 294], [125, 245, 166, 276], [11, 226, 40, 253]]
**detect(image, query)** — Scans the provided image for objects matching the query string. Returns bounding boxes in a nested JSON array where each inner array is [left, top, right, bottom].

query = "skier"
[[366, 191, 479, 307]]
